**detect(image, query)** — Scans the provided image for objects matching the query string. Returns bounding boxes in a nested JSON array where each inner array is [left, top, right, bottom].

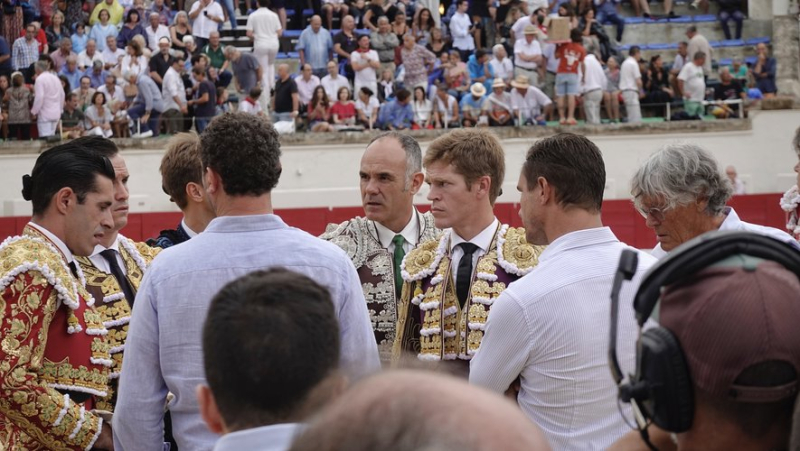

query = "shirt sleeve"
[[335, 258, 381, 379], [469, 291, 533, 393]]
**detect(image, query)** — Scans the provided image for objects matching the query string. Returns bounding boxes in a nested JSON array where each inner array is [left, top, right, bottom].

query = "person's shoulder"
[[0, 235, 74, 293], [401, 235, 445, 283]]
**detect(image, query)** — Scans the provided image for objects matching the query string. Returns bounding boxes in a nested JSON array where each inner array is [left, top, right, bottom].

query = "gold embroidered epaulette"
[[130, 239, 161, 265], [497, 225, 544, 277], [400, 235, 448, 282]]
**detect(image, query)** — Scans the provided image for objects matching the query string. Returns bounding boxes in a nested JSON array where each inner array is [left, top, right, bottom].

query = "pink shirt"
[[31, 72, 65, 121]]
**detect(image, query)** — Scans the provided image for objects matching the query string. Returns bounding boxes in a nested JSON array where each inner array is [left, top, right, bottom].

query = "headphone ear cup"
[[637, 327, 694, 433]]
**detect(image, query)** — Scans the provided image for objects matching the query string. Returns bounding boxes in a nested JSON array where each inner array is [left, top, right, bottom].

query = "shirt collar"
[[90, 235, 121, 258], [718, 206, 737, 230], [449, 218, 499, 254], [213, 423, 304, 451], [27, 222, 76, 264], [372, 209, 421, 248], [181, 218, 199, 238], [538, 227, 618, 263], [204, 214, 288, 234]]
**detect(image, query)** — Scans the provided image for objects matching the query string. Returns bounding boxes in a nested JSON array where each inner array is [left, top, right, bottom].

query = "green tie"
[[392, 234, 406, 298]]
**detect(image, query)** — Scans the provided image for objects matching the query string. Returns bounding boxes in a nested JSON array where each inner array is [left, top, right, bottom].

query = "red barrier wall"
[[0, 194, 787, 248]]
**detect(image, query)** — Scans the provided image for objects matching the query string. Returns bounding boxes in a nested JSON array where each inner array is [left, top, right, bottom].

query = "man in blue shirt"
[[59, 55, 83, 90], [467, 48, 494, 92], [460, 82, 487, 127], [297, 15, 334, 79], [83, 60, 109, 88], [0, 36, 11, 79], [377, 88, 414, 130]]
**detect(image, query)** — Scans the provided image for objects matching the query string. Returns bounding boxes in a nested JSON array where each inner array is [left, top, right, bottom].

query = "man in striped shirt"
[[470, 133, 657, 449], [12, 23, 39, 81]]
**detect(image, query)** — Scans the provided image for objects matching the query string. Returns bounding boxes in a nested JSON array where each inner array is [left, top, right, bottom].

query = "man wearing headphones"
[[609, 233, 800, 451]]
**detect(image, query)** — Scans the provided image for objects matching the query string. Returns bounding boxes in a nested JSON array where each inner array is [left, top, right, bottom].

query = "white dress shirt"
[[27, 222, 75, 265], [514, 39, 542, 70], [490, 57, 514, 81], [369, 208, 423, 254], [449, 218, 498, 285], [162, 66, 187, 110], [189, 1, 224, 39], [449, 12, 475, 51], [145, 24, 170, 52], [650, 207, 800, 259], [619, 56, 641, 91], [470, 227, 657, 450], [88, 238, 126, 275], [78, 50, 104, 69], [321, 74, 351, 102], [294, 74, 320, 105], [181, 218, 199, 238], [510, 86, 552, 119], [582, 53, 606, 92], [213, 423, 303, 451]]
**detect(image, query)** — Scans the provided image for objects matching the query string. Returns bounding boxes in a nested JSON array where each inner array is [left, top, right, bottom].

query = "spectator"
[[331, 86, 357, 126], [582, 50, 606, 125], [59, 55, 82, 89], [712, 67, 746, 119], [555, 28, 585, 125], [333, 15, 359, 81], [162, 55, 188, 134], [432, 82, 459, 128], [426, 27, 451, 58], [603, 58, 621, 123], [90, 0, 125, 26], [718, 0, 744, 40], [295, 63, 320, 108], [350, 0, 369, 29], [412, 8, 436, 46], [84, 91, 115, 137], [355, 86, 379, 128], [541, 40, 559, 104], [511, 6, 545, 44], [61, 92, 85, 138], [98, 75, 128, 136], [0, 36, 11, 81], [350, 34, 380, 96], [182, 35, 199, 63], [321, 0, 349, 32], [377, 68, 395, 102], [725, 165, 746, 194], [371, 17, 399, 74], [450, 0, 475, 62], [728, 57, 748, 82], [485, 78, 513, 126], [170, 11, 193, 57], [12, 24, 39, 81], [45, 11, 69, 49], [272, 63, 299, 123], [198, 269, 347, 451], [594, 0, 624, 42], [6, 71, 31, 141], [246, 0, 282, 102], [216, 86, 232, 115], [578, 8, 612, 61], [321, 60, 351, 102], [364, 0, 399, 31], [669, 41, 688, 96], [71, 23, 89, 55], [126, 71, 164, 138], [753, 43, 777, 99], [50, 37, 75, 72], [308, 85, 334, 132], [72, 75, 96, 110], [620, 46, 642, 123], [31, 60, 64, 138], [90, 9, 119, 52], [78, 39, 104, 71], [148, 0, 173, 25], [126, 0, 148, 21], [412, 85, 433, 128], [514, 25, 543, 88], [102, 34, 126, 72], [118, 9, 147, 50], [121, 39, 148, 80], [400, 33, 436, 91], [678, 51, 706, 118], [239, 86, 266, 117], [686, 25, 712, 76], [145, 12, 170, 53], [556, 3, 580, 30], [217, 0, 238, 32], [27, 22, 49, 56], [633, 0, 676, 19], [201, 32, 232, 88], [188, 65, 215, 133], [510, 74, 550, 125], [225, 46, 262, 98], [188, 0, 224, 49], [458, 82, 486, 127], [298, 16, 334, 80], [467, 48, 494, 92], [149, 36, 173, 88], [643, 54, 674, 106], [489, 44, 513, 87], [376, 87, 413, 130]]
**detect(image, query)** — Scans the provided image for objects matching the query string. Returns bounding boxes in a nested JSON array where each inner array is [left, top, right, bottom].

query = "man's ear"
[[196, 384, 226, 435], [537, 176, 551, 205], [409, 172, 424, 195], [54, 187, 75, 216], [186, 182, 205, 203], [204, 167, 220, 195]]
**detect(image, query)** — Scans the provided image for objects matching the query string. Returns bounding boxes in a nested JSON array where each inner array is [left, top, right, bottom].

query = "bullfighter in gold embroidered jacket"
[[322, 133, 440, 362], [0, 139, 118, 450]]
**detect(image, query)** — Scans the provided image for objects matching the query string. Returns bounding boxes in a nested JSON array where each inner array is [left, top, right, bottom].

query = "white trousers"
[[583, 89, 603, 124], [253, 44, 279, 112], [622, 90, 641, 124], [38, 118, 58, 138], [88, 126, 114, 138]]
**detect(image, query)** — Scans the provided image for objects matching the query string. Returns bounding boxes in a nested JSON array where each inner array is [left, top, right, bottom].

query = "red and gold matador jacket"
[[75, 235, 160, 412], [392, 224, 543, 366], [0, 225, 112, 450]]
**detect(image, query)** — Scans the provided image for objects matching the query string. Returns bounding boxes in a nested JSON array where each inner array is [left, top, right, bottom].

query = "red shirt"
[[556, 42, 586, 74], [331, 101, 356, 120]]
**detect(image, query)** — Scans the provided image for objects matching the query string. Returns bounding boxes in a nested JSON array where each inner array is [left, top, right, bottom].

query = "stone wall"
[[773, 15, 800, 98]]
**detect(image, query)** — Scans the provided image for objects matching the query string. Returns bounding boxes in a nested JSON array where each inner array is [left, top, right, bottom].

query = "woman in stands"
[[118, 9, 146, 49], [392, 11, 409, 42], [603, 56, 621, 123], [355, 86, 380, 129], [557, 4, 579, 30], [426, 27, 451, 59], [45, 11, 68, 49], [170, 11, 192, 56], [331, 86, 357, 126], [120, 39, 148, 80], [84, 91, 115, 138], [412, 8, 435, 46], [642, 55, 674, 106], [364, 0, 398, 31], [89, 9, 118, 52], [412, 86, 433, 128], [578, 8, 611, 61], [308, 86, 334, 132]]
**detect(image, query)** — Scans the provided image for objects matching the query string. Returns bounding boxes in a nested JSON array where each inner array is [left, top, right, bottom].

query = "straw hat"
[[470, 82, 486, 97], [510, 75, 530, 89], [492, 78, 506, 89], [523, 25, 538, 35]]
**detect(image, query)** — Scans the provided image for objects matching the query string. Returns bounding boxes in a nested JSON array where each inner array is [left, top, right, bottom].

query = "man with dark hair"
[[148, 132, 215, 249], [394, 129, 541, 374], [198, 268, 346, 449], [321, 132, 439, 362], [470, 133, 656, 448], [376, 88, 413, 130], [61, 92, 86, 138], [114, 113, 379, 450], [0, 140, 116, 449], [620, 45, 642, 124]]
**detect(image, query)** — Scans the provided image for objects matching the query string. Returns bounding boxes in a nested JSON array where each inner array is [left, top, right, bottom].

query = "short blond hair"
[[423, 129, 505, 203], [160, 133, 202, 209]]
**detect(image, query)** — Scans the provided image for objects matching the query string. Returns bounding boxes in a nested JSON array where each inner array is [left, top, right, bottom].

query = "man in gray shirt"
[[113, 113, 380, 451], [126, 71, 164, 138], [225, 45, 263, 95]]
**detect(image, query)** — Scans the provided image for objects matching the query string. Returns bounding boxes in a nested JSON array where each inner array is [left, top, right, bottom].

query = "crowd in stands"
[[0, 0, 775, 139]]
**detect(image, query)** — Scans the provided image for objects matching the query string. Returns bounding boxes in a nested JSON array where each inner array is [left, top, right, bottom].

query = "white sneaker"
[[132, 130, 153, 139]]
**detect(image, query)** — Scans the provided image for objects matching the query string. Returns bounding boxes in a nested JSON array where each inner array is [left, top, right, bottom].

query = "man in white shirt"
[[30, 60, 64, 138], [350, 35, 380, 96], [510, 74, 551, 125], [686, 25, 712, 76], [582, 51, 606, 124], [449, 0, 474, 61], [321, 60, 350, 101], [188, 0, 224, 49], [294, 63, 320, 107], [161, 56, 188, 135], [514, 25, 543, 87], [198, 269, 346, 451], [102, 35, 125, 71], [98, 74, 125, 110], [630, 142, 800, 260], [669, 41, 688, 95], [145, 12, 170, 53], [489, 44, 514, 87], [619, 45, 642, 124], [511, 5, 546, 44], [78, 39, 104, 70], [725, 165, 746, 195], [678, 51, 706, 117], [470, 133, 657, 449]]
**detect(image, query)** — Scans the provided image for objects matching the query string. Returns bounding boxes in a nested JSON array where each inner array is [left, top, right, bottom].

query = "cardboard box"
[[547, 17, 571, 43]]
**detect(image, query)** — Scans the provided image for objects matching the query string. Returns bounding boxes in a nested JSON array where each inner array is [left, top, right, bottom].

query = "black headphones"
[[608, 231, 800, 448]]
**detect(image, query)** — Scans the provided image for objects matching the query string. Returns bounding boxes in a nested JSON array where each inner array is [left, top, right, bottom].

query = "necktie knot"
[[458, 242, 479, 257], [100, 249, 117, 261], [392, 234, 405, 247]]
